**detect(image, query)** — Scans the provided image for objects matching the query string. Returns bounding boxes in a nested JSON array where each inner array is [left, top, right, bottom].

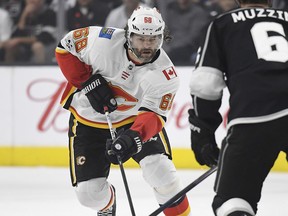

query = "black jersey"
[[189, 7, 288, 129]]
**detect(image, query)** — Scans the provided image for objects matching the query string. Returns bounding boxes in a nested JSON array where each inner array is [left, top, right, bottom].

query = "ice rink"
[[1, 166, 287, 216]]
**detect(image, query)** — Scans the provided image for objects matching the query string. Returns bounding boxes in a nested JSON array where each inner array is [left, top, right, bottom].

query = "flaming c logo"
[[76, 156, 86, 165]]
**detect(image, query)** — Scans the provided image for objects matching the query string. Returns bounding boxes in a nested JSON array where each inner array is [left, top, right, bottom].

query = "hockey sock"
[[163, 195, 190, 216]]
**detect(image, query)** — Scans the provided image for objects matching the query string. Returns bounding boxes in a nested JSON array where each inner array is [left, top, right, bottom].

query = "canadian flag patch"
[[162, 67, 177, 80]]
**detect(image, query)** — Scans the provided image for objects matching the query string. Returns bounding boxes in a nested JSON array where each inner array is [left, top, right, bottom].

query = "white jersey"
[[59, 26, 179, 128]]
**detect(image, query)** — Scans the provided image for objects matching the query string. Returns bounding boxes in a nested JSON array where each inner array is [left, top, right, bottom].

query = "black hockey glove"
[[106, 129, 143, 165], [81, 74, 117, 114], [188, 109, 219, 167]]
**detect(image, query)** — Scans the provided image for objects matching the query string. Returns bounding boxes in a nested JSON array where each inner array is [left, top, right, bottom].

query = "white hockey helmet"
[[127, 6, 165, 36], [127, 6, 165, 50]]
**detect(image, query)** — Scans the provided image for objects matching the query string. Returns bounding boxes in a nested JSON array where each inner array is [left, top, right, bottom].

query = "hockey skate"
[[97, 186, 116, 216]]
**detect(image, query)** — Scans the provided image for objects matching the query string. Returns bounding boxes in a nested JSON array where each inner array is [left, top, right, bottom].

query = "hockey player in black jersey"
[[188, 0, 288, 215]]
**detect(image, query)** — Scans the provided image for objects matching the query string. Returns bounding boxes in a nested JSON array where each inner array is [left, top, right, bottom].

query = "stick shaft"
[[149, 166, 217, 216], [105, 110, 116, 140], [117, 155, 136, 216], [104, 110, 136, 216]]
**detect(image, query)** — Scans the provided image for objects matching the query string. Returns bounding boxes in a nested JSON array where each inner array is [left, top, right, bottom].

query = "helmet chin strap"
[[127, 40, 145, 63], [128, 36, 163, 59], [129, 48, 144, 63], [127, 40, 157, 64], [128, 44, 140, 58]]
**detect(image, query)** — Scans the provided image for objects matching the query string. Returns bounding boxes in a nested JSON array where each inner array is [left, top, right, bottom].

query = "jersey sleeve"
[[130, 111, 165, 142], [141, 66, 179, 118], [129, 66, 179, 141], [58, 26, 98, 63], [55, 27, 101, 88], [189, 21, 225, 131], [190, 21, 226, 101]]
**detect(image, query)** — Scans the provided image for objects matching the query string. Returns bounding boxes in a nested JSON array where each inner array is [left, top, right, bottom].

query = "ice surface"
[[0, 167, 287, 216]]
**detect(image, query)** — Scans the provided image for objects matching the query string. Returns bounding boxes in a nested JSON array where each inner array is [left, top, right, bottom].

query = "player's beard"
[[133, 48, 157, 63]]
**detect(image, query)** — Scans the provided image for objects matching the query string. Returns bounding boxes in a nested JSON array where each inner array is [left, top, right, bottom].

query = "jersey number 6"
[[251, 22, 288, 62]]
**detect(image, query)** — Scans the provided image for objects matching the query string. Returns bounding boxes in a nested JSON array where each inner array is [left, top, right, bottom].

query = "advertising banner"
[[1, 66, 286, 170], [0, 66, 229, 147]]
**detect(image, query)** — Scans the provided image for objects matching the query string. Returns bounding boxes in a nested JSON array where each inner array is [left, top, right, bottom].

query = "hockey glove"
[[188, 109, 219, 167], [81, 74, 117, 114], [106, 129, 143, 165]]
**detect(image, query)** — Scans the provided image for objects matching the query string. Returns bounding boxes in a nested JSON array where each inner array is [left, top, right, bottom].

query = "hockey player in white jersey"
[[55, 6, 191, 216]]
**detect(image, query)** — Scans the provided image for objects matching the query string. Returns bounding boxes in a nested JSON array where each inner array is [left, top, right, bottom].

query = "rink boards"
[[0, 66, 287, 171]]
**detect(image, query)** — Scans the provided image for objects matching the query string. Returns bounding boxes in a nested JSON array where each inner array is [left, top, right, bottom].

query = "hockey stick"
[[149, 165, 217, 216], [104, 108, 136, 216]]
